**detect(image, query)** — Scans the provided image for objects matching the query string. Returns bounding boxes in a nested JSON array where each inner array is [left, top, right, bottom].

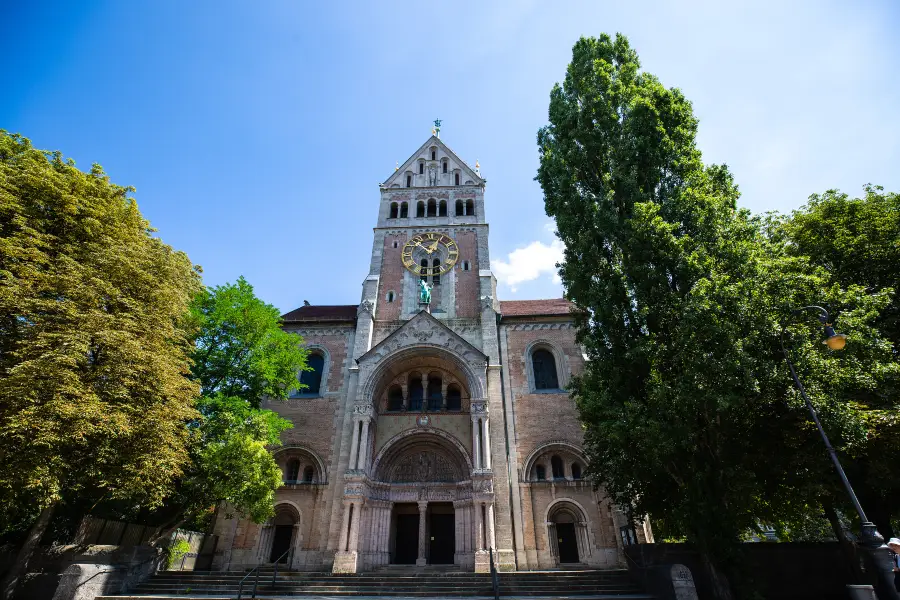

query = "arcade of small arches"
[[377, 367, 469, 413], [523, 443, 587, 484], [275, 446, 326, 486], [387, 198, 476, 219]]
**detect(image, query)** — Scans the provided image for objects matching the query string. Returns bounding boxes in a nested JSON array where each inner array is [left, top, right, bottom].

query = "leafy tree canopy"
[[537, 35, 897, 596], [0, 131, 202, 597], [150, 278, 307, 534], [0, 131, 202, 528]]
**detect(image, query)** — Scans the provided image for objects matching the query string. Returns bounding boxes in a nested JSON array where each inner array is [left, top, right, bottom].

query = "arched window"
[[303, 466, 314, 483], [416, 201, 425, 218], [427, 198, 437, 217], [462, 261, 470, 271], [286, 459, 300, 482], [389, 202, 398, 219], [571, 463, 582, 480], [535, 465, 546, 481], [532, 349, 559, 390], [455, 200, 464, 216], [299, 352, 325, 395], [419, 162, 424, 174], [387, 385, 403, 412], [400, 202, 409, 218], [455, 172, 460, 186], [408, 372, 424, 411], [465, 199, 475, 216], [446, 384, 461, 411], [406, 174, 412, 187], [551, 455, 564, 479], [427, 373, 442, 411], [431, 150, 436, 160], [420, 258, 429, 282], [386, 290, 395, 303], [438, 200, 447, 217], [442, 161, 448, 173], [432, 259, 441, 285]]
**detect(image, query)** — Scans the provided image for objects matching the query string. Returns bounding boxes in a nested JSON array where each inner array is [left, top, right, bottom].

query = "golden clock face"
[[402, 232, 459, 276]]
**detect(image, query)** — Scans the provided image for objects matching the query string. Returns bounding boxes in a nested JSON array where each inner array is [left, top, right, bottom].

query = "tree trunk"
[[148, 516, 188, 547], [0, 502, 56, 600], [701, 552, 735, 600], [824, 501, 863, 583]]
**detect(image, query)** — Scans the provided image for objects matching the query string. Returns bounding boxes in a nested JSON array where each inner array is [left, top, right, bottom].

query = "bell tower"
[[367, 130, 495, 324]]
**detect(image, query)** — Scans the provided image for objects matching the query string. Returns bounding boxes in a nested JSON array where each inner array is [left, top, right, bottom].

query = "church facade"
[[210, 134, 652, 573]]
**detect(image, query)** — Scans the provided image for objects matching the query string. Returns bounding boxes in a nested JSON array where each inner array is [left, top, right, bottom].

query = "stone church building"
[[211, 133, 652, 573]]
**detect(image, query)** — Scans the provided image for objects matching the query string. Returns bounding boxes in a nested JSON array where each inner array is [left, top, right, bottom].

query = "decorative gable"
[[357, 310, 487, 367], [382, 135, 484, 189]]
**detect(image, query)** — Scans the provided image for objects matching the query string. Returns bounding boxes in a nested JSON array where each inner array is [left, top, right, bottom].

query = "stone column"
[[416, 501, 428, 566], [482, 419, 492, 469], [441, 380, 448, 411], [348, 501, 362, 552], [547, 522, 559, 565], [475, 503, 484, 551], [486, 503, 496, 550], [358, 419, 371, 473], [471, 421, 480, 469], [338, 501, 352, 553], [420, 372, 428, 411], [577, 521, 591, 560], [348, 420, 361, 470]]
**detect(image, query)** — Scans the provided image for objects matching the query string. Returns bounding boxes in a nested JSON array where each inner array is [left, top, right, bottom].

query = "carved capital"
[[352, 403, 374, 417], [470, 400, 489, 415]]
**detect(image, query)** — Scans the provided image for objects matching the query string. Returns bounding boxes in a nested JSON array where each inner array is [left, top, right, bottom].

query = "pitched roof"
[[499, 299, 574, 318], [281, 304, 357, 323]]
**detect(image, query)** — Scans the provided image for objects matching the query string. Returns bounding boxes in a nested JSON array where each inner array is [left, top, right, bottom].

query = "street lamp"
[[781, 306, 897, 599]]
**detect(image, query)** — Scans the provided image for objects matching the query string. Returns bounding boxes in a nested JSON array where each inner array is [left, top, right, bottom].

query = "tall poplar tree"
[[0, 132, 202, 598], [537, 36, 894, 598]]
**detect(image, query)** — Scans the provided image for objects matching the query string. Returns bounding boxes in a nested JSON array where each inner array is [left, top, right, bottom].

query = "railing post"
[[252, 565, 260, 598], [489, 547, 500, 600]]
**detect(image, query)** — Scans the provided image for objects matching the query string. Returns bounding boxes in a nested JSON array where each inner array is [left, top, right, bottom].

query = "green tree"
[[782, 186, 900, 538], [149, 278, 307, 537], [536, 35, 895, 598], [0, 132, 202, 598]]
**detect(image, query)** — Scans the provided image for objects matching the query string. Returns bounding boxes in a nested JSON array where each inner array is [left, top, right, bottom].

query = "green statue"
[[419, 279, 432, 304]]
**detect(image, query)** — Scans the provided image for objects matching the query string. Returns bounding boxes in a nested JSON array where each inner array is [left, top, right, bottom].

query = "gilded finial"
[[433, 118, 442, 138], [475, 159, 480, 169], [395, 161, 399, 171]]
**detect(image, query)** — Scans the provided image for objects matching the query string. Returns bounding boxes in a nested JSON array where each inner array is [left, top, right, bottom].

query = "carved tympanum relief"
[[388, 450, 460, 483]]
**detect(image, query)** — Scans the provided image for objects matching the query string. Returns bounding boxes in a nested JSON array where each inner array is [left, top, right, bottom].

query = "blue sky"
[[3, 1, 898, 312]]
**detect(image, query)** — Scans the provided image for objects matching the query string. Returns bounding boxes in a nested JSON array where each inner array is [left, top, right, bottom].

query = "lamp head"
[[822, 324, 847, 351]]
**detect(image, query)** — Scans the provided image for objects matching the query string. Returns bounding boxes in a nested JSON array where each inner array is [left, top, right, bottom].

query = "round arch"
[[544, 498, 589, 524], [523, 338, 569, 391], [273, 444, 328, 483], [522, 440, 586, 479], [362, 345, 486, 402], [371, 428, 473, 482]]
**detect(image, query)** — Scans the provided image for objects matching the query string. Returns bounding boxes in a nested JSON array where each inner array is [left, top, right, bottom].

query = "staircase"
[[97, 567, 654, 598]]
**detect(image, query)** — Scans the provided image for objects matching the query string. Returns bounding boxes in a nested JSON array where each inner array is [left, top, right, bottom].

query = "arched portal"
[[546, 500, 590, 566], [257, 501, 301, 566], [370, 430, 473, 567]]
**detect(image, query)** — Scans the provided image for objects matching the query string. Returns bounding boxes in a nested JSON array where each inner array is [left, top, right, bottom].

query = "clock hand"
[[427, 241, 440, 253]]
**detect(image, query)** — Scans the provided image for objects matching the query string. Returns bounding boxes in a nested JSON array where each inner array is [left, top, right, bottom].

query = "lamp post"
[[781, 306, 898, 599]]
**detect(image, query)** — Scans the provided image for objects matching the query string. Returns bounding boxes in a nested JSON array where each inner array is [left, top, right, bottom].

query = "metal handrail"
[[236, 562, 261, 600], [489, 547, 500, 600], [236, 547, 293, 600], [270, 547, 293, 590]]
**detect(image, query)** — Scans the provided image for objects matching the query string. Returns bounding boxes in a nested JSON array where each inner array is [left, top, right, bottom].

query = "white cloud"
[[492, 238, 564, 292]]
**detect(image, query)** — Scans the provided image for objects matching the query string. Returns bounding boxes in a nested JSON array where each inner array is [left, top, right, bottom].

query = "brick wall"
[[454, 230, 479, 318], [376, 232, 408, 321], [502, 323, 586, 467]]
